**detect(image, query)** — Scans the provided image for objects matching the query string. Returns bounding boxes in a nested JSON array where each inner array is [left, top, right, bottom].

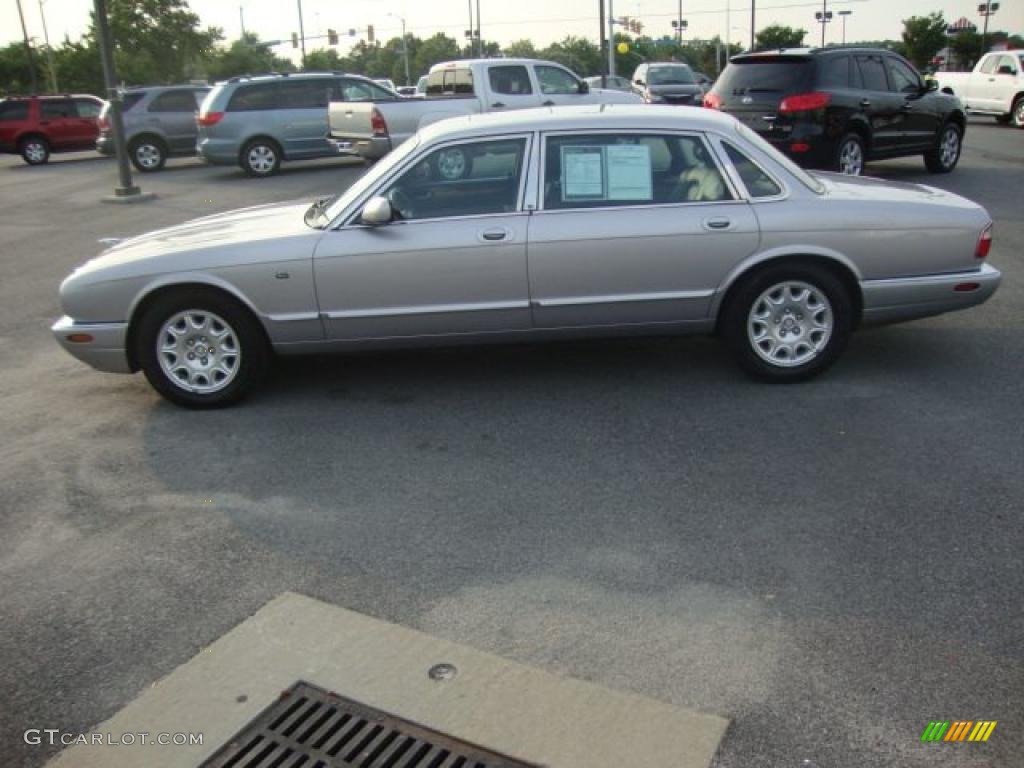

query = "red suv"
[[0, 95, 105, 165]]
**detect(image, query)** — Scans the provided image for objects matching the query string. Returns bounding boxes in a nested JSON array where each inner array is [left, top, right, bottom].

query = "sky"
[[4, 0, 1023, 61]]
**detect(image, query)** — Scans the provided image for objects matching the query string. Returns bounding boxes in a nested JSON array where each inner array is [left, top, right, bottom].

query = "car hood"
[[647, 83, 703, 96], [72, 200, 314, 277]]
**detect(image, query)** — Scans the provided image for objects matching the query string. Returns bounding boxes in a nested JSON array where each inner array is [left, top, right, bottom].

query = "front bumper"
[[51, 316, 132, 373], [329, 135, 391, 161], [860, 263, 1001, 325]]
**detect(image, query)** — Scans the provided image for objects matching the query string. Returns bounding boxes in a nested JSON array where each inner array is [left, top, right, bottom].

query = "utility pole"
[[476, 0, 482, 56], [389, 13, 411, 85], [15, 0, 38, 93], [978, 2, 999, 61], [599, 0, 607, 88], [239, 4, 246, 37], [94, 0, 148, 201], [815, 2, 832, 47], [677, 0, 683, 43], [608, 0, 616, 77], [750, 0, 755, 51], [37, 0, 58, 93], [296, 0, 306, 67]]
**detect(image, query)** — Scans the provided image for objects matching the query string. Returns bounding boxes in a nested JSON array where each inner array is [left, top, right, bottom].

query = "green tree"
[[53, 39, 106, 93], [411, 33, 461, 77], [204, 33, 295, 80], [303, 48, 343, 72], [0, 43, 37, 95], [755, 24, 806, 50], [503, 39, 537, 58], [901, 13, 947, 69], [539, 36, 603, 76]]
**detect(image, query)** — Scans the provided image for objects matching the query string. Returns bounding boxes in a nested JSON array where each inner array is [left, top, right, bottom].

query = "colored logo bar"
[[921, 721, 997, 742]]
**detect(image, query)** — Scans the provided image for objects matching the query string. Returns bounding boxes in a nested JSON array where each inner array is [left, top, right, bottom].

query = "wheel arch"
[[712, 250, 864, 332], [130, 131, 169, 150], [125, 277, 271, 371], [17, 131, 50, 149], [843, 116, 872, 152]]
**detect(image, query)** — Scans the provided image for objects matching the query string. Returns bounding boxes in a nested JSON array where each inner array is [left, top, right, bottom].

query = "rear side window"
[[227, 83, 279, 111], [334, 78, 396, 102], [855, 55, 888, 91], [121, 92, 146, 111], [488, 65, 533, 95], [715, 59, 813, 94], [149, 90, 199, 112], [73, 98, 102, 118], [0, 102, 30, 121], [722, 142, 782, 198], [41, 99, 74, 119], [816, 56, 850, 88]]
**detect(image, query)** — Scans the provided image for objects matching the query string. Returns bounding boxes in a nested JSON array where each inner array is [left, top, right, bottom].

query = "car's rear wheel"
[[833, 133, 865, 176], [135, 289, 269, 408], [19, 136, 50, 165], [924, 122, 962, 173], [1012, 96, 1024, 129], [129, 136, 167, 172], [723, 263, 853, 382], [241, 139, 281, 177]]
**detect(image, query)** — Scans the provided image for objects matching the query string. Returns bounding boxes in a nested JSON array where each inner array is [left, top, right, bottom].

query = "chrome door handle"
[[704, 217, 732, 230], [480, 228, 509, 241], [859, 99, 871, 108], [900, 102, 913, 111], [542, 100, 555, 106], [491, 102, 505, 108]]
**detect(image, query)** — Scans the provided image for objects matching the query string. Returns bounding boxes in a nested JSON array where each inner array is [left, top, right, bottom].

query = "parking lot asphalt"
[[1, 120, 1021, 768]]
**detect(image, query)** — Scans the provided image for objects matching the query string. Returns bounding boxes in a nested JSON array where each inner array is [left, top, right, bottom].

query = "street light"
[[978, 2, 999, 60], [388, 12, 411, 86], [814, 3, 833, 47], [671, 18, 688, 44], [837, 10, 851, 45]]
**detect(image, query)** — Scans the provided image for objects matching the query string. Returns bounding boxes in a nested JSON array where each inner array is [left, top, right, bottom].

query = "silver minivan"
[[97, 85, 210, 172], [197, 72, 399, 176]]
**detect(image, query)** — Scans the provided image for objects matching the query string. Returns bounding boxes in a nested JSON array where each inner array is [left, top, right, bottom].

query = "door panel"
[[39, 99, 79, 148], [885, 58, 935, 150], [854, 55, 902, 153], [277, 80, 331, 158], [484, 65, 542, 111]]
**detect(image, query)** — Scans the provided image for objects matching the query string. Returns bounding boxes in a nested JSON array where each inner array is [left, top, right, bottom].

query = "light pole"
[[978, 2, 999, 60], [608, 0, 616, 77], [750, 0, 756, 51], [815, 5, 833, 47], [837, 10, 851, 44], [388, 13, 410, 85], [296, 0, 306, 67], [37, 0, 57, 92], [239, 4, 245, 37]]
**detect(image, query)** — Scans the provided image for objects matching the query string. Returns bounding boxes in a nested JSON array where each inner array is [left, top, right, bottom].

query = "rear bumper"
[[329, 135, 391, 161], [860, 263, 1001, 325], [96, 134, 115, 155], [51, 316, 132, 374], [196, 137, 240, 165]]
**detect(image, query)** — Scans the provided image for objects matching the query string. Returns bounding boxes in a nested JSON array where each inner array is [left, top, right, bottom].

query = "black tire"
[[135, 288, 270, 408], [722, 262, 853, 383], [832, 133, 865, 176], [129, 135, 167, 172], [19, 135, 50, 165], [433, 146, 472, 180], [240, 138, 281, 177], [1012, 96, 1024, 129], [924, 122, 962, 173], [994, 113, 1011, 125]]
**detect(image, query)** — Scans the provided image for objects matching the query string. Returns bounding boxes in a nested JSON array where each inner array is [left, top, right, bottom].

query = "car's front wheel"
[[1012, 96, 1024, 129], [924, 122, 962, 173], [722, 263, 853, 382], [135, 289, 269, 408], [130, 136, 167, 172], [19, 136, 50, 165], [240, 139, 281, 177], [833, 133, 865, 176]]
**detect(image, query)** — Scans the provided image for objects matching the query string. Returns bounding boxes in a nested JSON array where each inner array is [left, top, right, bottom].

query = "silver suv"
[[196, 72, 399, 177], [97, 85, 210, 172]]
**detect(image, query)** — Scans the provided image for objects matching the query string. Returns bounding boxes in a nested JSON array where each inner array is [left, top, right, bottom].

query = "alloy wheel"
[[1014, 99, 1024, 128], [24, 141, 47, 163], [247, 145, 277, 174], [939, 126, 960, 169], [838, 139, 863, 175], [156, 310, 241, 394], [135, 143, 162, 170], [747, 281, 833, 368]]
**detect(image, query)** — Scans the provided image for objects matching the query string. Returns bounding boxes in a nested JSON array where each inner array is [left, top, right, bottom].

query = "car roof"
[[735, 46, 905, 60], [418, 103, 739, 144], [3, 94, 100, 100], [123, 84, 209, 93], [430, 58, 574, 71]]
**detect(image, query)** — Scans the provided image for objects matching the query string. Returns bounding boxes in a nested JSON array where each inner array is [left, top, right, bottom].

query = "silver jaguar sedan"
[[53, 105, 1001, 407]]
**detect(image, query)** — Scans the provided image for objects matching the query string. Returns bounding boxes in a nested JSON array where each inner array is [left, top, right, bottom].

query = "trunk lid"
[[711, 55, 814, 136]]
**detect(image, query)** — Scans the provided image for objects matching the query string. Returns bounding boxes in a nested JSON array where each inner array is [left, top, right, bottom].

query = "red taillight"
[[370, 108, 388, 137], [778, 91, 831, 113], [703, 92, 723, 110], [789, 142, 811, 153], [196, 111, 224, 127], [975, 224, 992, 259], [98, 116, 110, 131]]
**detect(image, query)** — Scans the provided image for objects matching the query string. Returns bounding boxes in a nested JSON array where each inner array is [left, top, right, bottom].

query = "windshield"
[[322, 136, 421, 223], [735, 122, 824, 194], [648, 66, 695, 85]]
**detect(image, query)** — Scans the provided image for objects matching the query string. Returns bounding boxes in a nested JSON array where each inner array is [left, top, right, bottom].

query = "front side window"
[[381, 138, 526, 221], [886, 58, 920, 94], [979, 56, 999, 74], [489, 66, 533, 95], [227, 83, 279, 112], [997, 55, 1018, 75], [855, 55, 889, 92], [336, 79, 397, 102], [149, 90, 199, 113], [722, 142, 782, 198], [543, 133, 732, 210], [535, 66, 580, 95]]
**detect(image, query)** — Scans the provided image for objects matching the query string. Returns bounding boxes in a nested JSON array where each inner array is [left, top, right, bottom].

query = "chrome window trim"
[[536, 128, 742, 212], [335, 132, 534, 229], [707, 134, 790, 203]]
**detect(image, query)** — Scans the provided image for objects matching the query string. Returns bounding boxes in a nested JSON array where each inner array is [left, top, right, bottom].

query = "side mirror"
[[360, 196, 393, 226], [634, 79, 644, 86], [578, 80, 590, 94]]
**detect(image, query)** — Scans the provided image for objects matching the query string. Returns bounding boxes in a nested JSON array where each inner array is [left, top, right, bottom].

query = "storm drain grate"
[[200, 681, 537, 768]]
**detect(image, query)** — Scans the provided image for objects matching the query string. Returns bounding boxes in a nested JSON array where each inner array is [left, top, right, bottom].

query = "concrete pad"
[[48, 592, 728, 768]]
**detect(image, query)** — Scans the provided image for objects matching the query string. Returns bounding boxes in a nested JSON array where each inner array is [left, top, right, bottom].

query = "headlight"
[[645, 91, 663, 103]]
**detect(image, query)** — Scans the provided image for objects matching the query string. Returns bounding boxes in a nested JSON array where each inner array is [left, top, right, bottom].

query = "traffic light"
[[291, 32, 298, 48], [367, 25, 375, 43], [327, 28, 338, 45]]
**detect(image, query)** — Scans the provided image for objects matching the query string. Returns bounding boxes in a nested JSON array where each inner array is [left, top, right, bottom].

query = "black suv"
[[704, 47, 966, 175]]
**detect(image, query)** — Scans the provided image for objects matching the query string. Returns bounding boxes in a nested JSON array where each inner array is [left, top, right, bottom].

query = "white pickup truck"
[[330, 58, 643, 161], [934, 50, 1024, 127]]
